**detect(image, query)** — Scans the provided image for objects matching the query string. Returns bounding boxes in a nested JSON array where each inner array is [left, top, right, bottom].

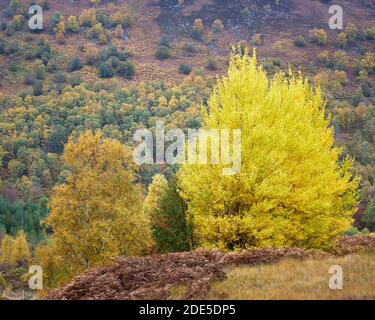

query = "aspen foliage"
[[53, 18, 66, 43], [144, 174, 168, 220], [0, 235, 14, 265], [178, 50, 359, 251], [66, 16, 79, 33], [12, 230, 32, 265], [46, 131, 153, 276], [34, 240, 65, 291], [0, 232, 31, 265]]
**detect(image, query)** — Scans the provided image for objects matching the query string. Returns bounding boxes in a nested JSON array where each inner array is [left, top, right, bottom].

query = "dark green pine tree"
[[152, 179, 193, 253]]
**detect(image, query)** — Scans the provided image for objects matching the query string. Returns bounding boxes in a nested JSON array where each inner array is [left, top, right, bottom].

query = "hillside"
[[0, 0, 374, 92]]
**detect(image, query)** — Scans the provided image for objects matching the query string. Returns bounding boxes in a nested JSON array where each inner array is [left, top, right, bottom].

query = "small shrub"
[[117, 62, 135, 79], [33, 80, 43, 96], [344, 226, 360, 236], [334, 70, 348, 85], [23, 49, 36, 60], [122, 14, 134, 29], [182, 43, 197, 54], [293, 35, 306, 47], [12, 15, 24, 31], [364, 27, 375, 40], [70, 75, 82, 87], [99, 61, 115, 78], [66, 16, 79, 33], [191, 19, 204, 40], [67, 57, 83, 72], [155, 46, 171, 60], [178, 64, 192, 75], [317, 50, 330, 64], [309, 28, 328, 45], [333, 51, 348, 70], [23, 72, 34, 85], [34, 63, 46, 80], [345, 23, 358, 43], [0, 274, 7, 288], [205, 57, 218, 70], [159, 36, 171, 48], [212, 19, 224, 32], [54, 71, 67, 83], [251, 33, 262, 46], [336, 32, 348, 48]]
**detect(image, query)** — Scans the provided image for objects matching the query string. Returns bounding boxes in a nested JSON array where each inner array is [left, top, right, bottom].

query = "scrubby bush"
[[336, 32, 348, 48], [117, 62, 135, 79], [34, 63, 46, 80], [191, 18, 204, 40], [317, 50, 330, 64], [23, 72, 34, 85], [54, 19, 66, 44], [178, 64, 192, 75], [205, 57, 218, 70], [293, 35, 306, 47], [364, 27, 375, 40], [345, 23, 359, 43], [362, 200, 375, 230], [50, 12, 62, 31], [155, 45, 171, 60], [360, 52, 375, 74], [66, 16, 79, 33], [251, 33, 262, 46], [99, 61, 115, 78], [182, 43, 197, 54], [79, 8, 96, 27], [159, 36, 171, 48], [11, 14, 24, 31], [344, 226, 360, 236], [33, 80, 43, 96], [70, 75, 82, 87], [334, 70, 348, 85], [332, 51, 348, 70], [122, 14, 134, 29], [309, 28, 328, 45], [212, 19, 224, 32], [67, 57, 83, 72], [54, 71, 67, 83]]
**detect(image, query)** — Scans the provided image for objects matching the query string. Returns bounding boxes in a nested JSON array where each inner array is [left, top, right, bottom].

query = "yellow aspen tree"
[[144, 174, 168, 220], [54, 18, 66, 44], [0, 235, 15, 265], [46, 131, 153, 277], [178, 50, 359, 251], [66, 16, 79, 33], [34, 240, 65, 291], [12, 230, 32, 265]]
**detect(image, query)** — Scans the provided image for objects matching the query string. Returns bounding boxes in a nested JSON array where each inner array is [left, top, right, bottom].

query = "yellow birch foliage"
[[0, 232, 31, 266], [178, 50, 359, 251], [34, 240, 65, 291], [12, 230, 32, 265], [144, 174, 168, 219], [0, 235, 14, 265], [46, 131, 153, 276]]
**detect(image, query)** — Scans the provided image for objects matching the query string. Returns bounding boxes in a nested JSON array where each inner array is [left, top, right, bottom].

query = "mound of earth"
[[45, 236, 375, 300]]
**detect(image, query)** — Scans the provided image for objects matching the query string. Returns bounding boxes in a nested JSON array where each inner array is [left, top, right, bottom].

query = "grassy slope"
[[207, 251, 375, 300]]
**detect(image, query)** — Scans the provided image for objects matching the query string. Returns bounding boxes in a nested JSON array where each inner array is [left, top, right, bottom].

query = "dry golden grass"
[[207, 251, 375, 300]]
